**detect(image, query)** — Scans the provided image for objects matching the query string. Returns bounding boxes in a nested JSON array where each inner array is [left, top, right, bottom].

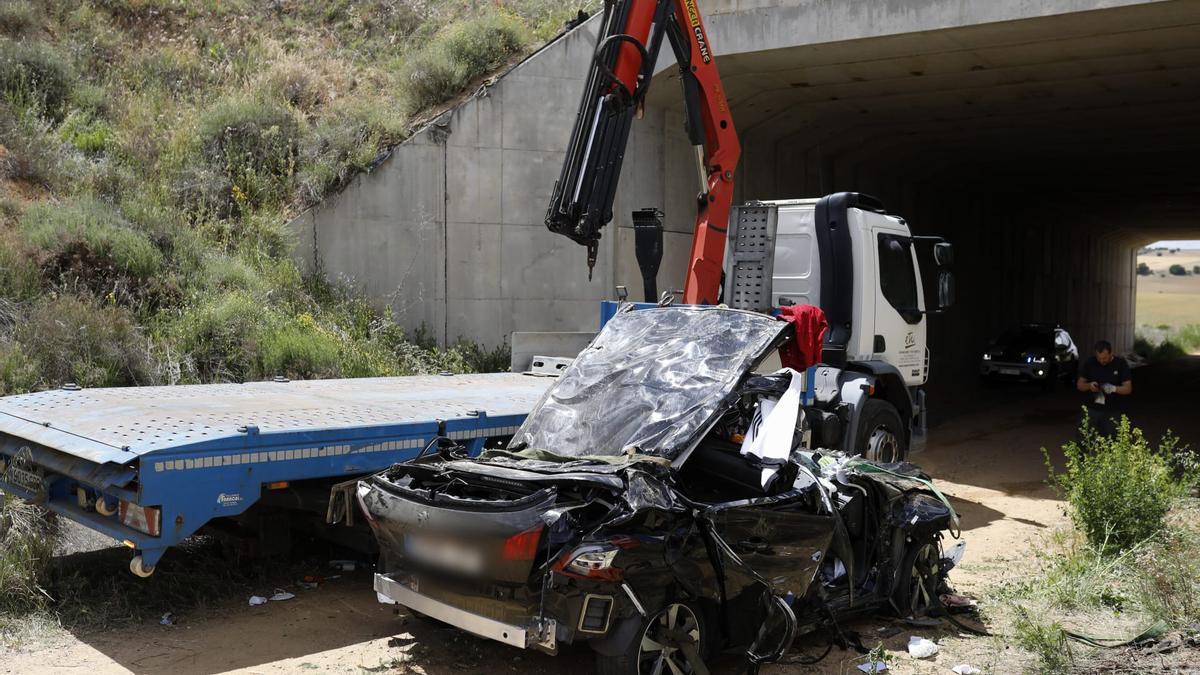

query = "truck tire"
[[855, 399, 906, 462], [595, 601, 710, 675]]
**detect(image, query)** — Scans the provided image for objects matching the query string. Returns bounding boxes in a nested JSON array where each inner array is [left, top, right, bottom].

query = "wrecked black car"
[[349, 306, 961, 673]]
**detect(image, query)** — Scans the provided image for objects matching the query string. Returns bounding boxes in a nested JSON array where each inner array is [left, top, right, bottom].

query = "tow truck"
[[0, 0, 952, 578]]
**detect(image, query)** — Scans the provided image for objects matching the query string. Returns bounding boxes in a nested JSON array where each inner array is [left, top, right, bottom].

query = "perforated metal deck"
[[0, 373, 549, 465]]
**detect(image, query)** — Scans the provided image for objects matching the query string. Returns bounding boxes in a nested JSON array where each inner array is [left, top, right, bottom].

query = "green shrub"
[[19, 199, 163, 279], [260, 315, 341, 378], [0, 39, 74, 120], [124, 45, 208, 95], [1012, 606, 1073, 674], [0, 229, 40, 299], [1168, 264, 1187, 276], [297, 100, 405, 205], [0, 1, 36, 37], [1047, 415, 1186, 555], [441, 12, 526, 79], [1153, 340, 1186, 361], [0, 102, 75, 189], [398, 11, 526, 114], [0, 339, 40, 395], [16, 295, 152, 387], [0, 496, 56, 615], [58, 111, 112, 154], [452, 339, 510, 373], [197, 96, 299, 210], [171, 290, 271, 382], [1135, 515, 1200, 627], [1137, 262, 1151, 276]]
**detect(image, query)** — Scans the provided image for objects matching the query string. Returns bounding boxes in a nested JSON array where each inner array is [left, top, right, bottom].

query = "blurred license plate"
[[405, 535, 483, 574], [1000, 368, 1019, 376]]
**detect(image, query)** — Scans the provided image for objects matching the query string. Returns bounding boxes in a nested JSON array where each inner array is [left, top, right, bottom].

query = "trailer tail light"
[[500, 523, 544, 561], [119, 501, 161, 537]]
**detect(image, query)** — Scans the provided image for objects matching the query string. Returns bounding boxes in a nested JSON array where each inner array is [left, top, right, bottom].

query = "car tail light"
[[501, 523, 544, 561], [559, 545, 622, 581], [119, 501, 161, 537]]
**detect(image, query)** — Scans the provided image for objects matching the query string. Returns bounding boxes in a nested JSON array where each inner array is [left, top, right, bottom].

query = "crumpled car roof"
[[507, 306, 788, 463]]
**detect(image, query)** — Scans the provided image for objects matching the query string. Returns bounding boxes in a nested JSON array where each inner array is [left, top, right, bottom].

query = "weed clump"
[[0, 1, 35, 37], [17, 295, 153, 388], [19, 199, 164, 305], [197, 96, 300, 210], [0, 497, 55, 615], [1047, 414, 1186, 555], [0, 39, 74, 120], [399, 11, 526, 114]]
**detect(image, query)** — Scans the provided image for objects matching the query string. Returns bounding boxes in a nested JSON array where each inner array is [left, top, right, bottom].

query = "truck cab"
[[725, 192, 954, 459]]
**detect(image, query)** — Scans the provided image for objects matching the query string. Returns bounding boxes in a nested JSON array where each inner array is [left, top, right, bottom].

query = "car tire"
[[855, 399, 907, 462], [595, 601, 710, 675], [892, 537, 942, 619]]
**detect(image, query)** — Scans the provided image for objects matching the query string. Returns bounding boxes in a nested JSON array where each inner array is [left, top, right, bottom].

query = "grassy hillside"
[[0, 0, 585, 394]]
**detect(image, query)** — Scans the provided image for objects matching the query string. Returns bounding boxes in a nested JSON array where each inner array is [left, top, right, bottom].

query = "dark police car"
[[980, 323, 1079, 390]]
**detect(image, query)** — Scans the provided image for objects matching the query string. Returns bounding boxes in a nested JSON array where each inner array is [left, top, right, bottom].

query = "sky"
[[1147, 240, 1200, 249]]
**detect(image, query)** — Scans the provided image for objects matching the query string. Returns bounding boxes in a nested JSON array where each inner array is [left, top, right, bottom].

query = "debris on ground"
[[907, 636, 939, 658], [330, 560, 358, 572], [857, 662, 888, 673], [249, 595, 268, 606], [159, 612, 175, 626], [270, 589, 296, 601], [951, 665, 981, 675]]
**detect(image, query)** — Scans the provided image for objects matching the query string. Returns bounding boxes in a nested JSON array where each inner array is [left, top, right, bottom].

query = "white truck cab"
[[725, 193, 954, 459]]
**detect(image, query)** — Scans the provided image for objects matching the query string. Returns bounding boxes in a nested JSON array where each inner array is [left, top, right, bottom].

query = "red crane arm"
[[673, 0, 740, 305], [544, 0, 740, 305]]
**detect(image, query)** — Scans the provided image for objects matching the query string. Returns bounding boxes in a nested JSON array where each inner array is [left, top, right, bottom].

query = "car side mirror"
[[937, 271, 955, 311], [934, 242, 954, 266], [746, 594, 797, 666]]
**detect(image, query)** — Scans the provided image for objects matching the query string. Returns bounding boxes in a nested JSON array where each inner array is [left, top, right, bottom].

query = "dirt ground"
[[3, 359, 1199, 675]]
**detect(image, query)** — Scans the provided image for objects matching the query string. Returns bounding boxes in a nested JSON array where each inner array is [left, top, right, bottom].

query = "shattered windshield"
[[507, 306, 788, 461]]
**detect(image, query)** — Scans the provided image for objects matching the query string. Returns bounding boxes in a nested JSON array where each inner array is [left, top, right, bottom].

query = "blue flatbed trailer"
[[0, 373, 553, 575]]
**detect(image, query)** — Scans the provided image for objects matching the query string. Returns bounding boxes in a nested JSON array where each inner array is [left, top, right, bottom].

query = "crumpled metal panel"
[[511, 307, 787, 461], [0, 373, 551, 465]]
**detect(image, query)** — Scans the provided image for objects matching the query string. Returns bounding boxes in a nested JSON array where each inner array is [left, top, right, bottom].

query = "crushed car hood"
[[506, 306, 788, 464]]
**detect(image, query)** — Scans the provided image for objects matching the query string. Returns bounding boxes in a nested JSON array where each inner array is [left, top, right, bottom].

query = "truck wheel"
[[856, 399, 906, 462], [595, 602, 710, 675]]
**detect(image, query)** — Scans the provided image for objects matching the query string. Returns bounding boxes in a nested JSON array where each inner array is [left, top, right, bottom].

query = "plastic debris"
[[329, 559, 357, 572], [159, 612, 174, 626], [270, 589, 296, 602], [857, 662, 888, 673], [952, 666, 981, 675], [249, 595, 268, 606], [299, 581, 319, 590], [944, 540, 966, 567], [907, 636, 939, 658]]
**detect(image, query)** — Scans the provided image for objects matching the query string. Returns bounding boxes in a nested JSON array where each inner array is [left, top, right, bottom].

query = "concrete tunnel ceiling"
[[642, 0, 1200, 388]]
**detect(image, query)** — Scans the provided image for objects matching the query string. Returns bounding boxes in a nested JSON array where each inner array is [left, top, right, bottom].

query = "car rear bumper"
[[980, 361, 1051, 379], [374, 573, 557, 653]]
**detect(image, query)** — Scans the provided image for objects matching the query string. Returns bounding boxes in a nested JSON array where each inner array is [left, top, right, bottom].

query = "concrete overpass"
[[291, 0, 1200, 382]]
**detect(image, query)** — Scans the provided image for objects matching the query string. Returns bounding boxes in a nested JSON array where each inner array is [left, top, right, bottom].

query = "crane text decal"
[[682, 0, 711, 64]]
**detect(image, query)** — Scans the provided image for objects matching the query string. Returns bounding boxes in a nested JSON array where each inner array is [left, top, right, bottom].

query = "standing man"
[[1076, 340, 1132, 436]]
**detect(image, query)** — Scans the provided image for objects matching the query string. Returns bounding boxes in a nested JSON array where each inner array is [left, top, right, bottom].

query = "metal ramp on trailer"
[[0, 373, 553, 573]]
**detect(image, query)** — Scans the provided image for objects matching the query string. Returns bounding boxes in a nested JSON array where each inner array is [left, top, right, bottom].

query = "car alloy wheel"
[[638, 603, 704, 675]]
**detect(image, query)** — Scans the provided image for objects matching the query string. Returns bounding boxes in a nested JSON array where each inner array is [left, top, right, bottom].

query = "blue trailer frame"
[[0, 373, 553, 573]]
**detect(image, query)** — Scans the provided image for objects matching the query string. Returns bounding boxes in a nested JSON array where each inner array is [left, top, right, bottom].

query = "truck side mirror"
[[934, 242, 954, 266], [937, 270, 955, 310]]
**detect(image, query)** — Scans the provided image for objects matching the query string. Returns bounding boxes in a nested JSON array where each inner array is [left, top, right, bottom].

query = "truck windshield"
[[508, 307, 787, 461]]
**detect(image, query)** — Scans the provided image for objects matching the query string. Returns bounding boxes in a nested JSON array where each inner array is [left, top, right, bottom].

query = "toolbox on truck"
[[0, 373, 552, 576]]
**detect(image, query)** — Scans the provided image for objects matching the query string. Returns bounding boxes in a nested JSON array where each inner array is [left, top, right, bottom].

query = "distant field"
[[1137, 249, 1200, 328]]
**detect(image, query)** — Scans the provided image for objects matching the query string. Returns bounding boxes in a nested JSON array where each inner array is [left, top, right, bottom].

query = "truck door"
[[872, 229, 927, 386]]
